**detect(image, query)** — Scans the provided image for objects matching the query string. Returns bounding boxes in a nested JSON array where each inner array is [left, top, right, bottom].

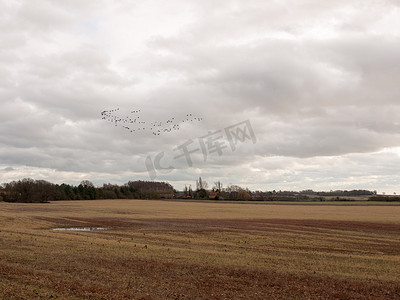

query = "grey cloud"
[[2, 167, 15, 172], [139, 3, 400, 160], [0, 0, 399, 192], [17, 0, 74, 31]]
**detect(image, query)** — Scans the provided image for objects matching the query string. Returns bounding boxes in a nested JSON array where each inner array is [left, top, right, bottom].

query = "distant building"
[[209, 192, 218, 200]]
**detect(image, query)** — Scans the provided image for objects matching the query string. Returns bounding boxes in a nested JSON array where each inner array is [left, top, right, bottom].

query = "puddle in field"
[[50, 227, 110, 231]]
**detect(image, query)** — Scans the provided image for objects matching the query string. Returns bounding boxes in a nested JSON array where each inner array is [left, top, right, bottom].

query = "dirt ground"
[[1, 200, 399, 299]]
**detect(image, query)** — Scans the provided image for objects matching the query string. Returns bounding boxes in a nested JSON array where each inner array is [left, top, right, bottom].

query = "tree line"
[[0, 177, 397, 203], [0, 178, 174, 203]]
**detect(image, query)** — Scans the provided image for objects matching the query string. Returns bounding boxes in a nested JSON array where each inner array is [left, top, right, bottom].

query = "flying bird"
[[101, 108, 203, 136]]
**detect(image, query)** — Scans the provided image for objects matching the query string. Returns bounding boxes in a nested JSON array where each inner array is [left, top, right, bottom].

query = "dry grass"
[[1, 199, 400, 299]]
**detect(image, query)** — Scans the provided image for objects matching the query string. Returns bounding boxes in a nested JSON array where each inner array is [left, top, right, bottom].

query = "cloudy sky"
[[1, 0, 400, 193]]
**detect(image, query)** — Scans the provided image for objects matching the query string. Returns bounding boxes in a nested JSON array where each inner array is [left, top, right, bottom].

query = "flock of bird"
[[101, 108, 203, 135]]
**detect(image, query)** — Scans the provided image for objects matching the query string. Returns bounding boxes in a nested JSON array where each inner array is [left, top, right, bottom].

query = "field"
[[1, 200, 400, 299]]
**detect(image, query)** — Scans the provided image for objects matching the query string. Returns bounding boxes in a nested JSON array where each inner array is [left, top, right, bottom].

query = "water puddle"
[[50, 227, 110, 231]]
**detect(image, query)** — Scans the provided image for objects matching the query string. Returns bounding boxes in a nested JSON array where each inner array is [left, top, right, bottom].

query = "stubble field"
[[1, 199, 400, 299]]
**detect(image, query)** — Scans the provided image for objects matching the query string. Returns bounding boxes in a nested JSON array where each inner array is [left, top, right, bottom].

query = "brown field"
[[1, 199, 400, 299]]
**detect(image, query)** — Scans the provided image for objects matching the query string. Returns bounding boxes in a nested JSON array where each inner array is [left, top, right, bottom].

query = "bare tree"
[[80, 180, 94, 187], [196, 177, 208, 191], [214, 181, 223, 192], [189, 184, 193, 197], [225, 184, 242, 193]]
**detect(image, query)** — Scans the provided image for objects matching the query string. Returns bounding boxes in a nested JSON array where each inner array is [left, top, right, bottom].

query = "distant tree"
[[238, 190, 252, 201], [80, 180, 94, 187], [197, 188, 207, 199], [195, 177, 208, 199], [35, 180, 55, 202], [188, 185, 193, 197], [214, 181, 223, 192], [196, 177, 208, 191], [2, 178, 55, 203], [225, 184, 242, 193], [102, 189, 117, 199], [0, 178, 180, 202]]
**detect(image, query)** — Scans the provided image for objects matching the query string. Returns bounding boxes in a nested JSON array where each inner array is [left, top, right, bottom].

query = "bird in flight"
[[101, 108, 203, 136]]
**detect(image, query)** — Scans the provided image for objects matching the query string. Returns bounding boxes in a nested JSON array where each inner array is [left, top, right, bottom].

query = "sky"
[[1, 0, 400, 194]]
